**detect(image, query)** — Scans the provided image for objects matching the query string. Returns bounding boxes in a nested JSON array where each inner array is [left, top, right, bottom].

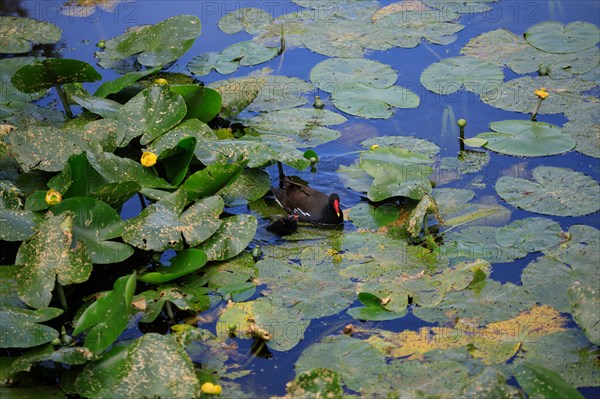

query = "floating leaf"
[[496, 166, 600, 216], [331, 82, 420, 119], [218, 296, 310, 351], [218, 7, 272, 34], [169, 85, 221, 123], [75, 333, 199, 398], [96, 15, 201, 69], [525, 21, 600, 54], [514, 363, 584, 399], [421, 56, 503, 95], [86, 151, 171, 189], [310, 58, 397, 91], [294, 335, 386, 392], [11, 58, 101, 93], [0, 209, 35, 241], [72, 272, 136, 355], [361, 136, 440, 158], [246, 108, 346, 147], [16, 213, 92, 309], [284, 368, 344, 399], [443, 225, 527, 263], [496, 217, 562, 253], [0, 17, 61, 53], [182, 163, 243, 201], [563, 121, 600, 159], [94, 67, 161, 98], [139, 249, 208, 284], [50, 197, 133, 264], [347, 292, 401, 321], [0, 307, 62, 348], [197, 214, 257, 261], [472, 120, 575, 157], [0, 57, 47, 102], [188, 41, 277, 77], [246, 75, 314, 112], [218, 168, 271, 206], [116, 85, 187, 146], [208, 76, 265, 117], [347, 203, 401, 230]]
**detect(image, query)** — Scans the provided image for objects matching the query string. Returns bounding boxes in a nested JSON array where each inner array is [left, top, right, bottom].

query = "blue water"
[[8, 0, 600, 397]]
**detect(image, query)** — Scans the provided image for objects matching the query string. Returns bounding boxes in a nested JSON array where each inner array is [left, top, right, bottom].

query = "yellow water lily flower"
[[141, 151, 157, 167], [45, 189, 62, 205], [534, 87, 549, 99], [201, 382, 222, 395], [370, 144, 379, 150], [154, 78, 169, 85]]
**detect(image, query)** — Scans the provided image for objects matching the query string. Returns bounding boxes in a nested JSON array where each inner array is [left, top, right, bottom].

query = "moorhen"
[[266, 214, 299, 236], [271, 177, 344, 225]]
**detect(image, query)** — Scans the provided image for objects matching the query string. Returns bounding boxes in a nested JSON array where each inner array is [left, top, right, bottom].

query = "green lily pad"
[[361, 136, 440, 158], [295, 335, 386, 392], [284, 368, 344, 399], [11, 58, 101, 93], [331, 82, 420, 119], [246, 108, 346, 147], [359, 147, 433, 201], [347, 292, 403, 321], [94, 66, 161, 98], [96, 15, 201, 70], [347, 203, 401, 230], [496, 217, 562, 253], [203, 252, 256, 290], [75, 333, 199, 398], [139, 249, 208, 284], [496, 166, 600, 217], [85, 150, 170, 189], [310, 58, 398, 91], [422, 0, 500, 13], [218, 7, 272, 35], [0, 57, 47, 102], [443, 225, 527, 263], [0, 16, 61, 53], [420, 56, 504, 95], [0, 307, 62, 348], [525, 21, 600, 54], [218, 168, 271, 206], [182, 163, 243, 201], [472, 120, 575, 157], [0, 209, 35, 241], [246, 75, 314, 112], [514, 363, 584, 399], [156, 136, 196, 187], [188, 41, 278, 77], [72, 272, 136, 355], [16, 213, 92, 309], [373, 7, 464, 48], [115, 85, 187, 146], [197, 214, 257, 261], [147, 119, 217, 158], [563, 121, 600, 159], [50, 197, 133, 264], [569, 281, 600, 345], [169, 85, 221, 123], [208, 76, 265, 117], [123, 191, 224, 251], [218, 296, 310, 351]]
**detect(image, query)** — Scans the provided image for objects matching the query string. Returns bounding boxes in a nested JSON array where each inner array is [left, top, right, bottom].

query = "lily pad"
[[218, 7, 272, 35], [218, 168, 271, 206], [75, 333, 199, 398], [347, 203, 401, 230], [138, 249, 208, 284], [96, 15, 201, 69], [443, 225, 527, 263], [361, 136, 440, 158], [246, 75, 314, 112], [188, 41, 278, 77], [0, 57, 47, 103], [347, 292, 402, 321], [50, 197, 134, 264], [16, 213, 92, 309], [246, 108, 346, 147], [196, 214, 257, 261], [0, 16, 61, 53], [284, 368, 344, 399], [0, 209, 35, 241], [72, 272, 136, 355], [471, 120, 575, 157], [331, 82, 420, 119], [310, 58, 398, 91], [420, 56, 504, 95], [525, 21, 600, 54], [563, 121, 600, 159], [294, 335, 386, 392], [514, 363, 584, 399], [0, 307, 62, 348], [496, 217, 562, 253], [11, 58, 101, 93], [86, 151, 171, 189], [496, 166, 600, 217]]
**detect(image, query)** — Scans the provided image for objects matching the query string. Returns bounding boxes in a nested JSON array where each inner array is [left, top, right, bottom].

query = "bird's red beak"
[[333, 199, 341, 217]]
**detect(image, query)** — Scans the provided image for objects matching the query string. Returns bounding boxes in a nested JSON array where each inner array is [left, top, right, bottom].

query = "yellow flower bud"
[[534, 88, 549, 99], [154, 78, 169, 85], [370, 144, 379, 150], [201, 382, 222, 395], [45, 189, 62, 205], [141, 152, 157, 167]]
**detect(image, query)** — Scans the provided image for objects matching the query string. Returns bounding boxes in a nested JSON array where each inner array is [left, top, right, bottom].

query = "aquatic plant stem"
[[54, 84, 73, 119], [56, 280, 68, 310], [165, 300, 175, 322], [137, 193, 147, 209], [530, 98, 543, 121]]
